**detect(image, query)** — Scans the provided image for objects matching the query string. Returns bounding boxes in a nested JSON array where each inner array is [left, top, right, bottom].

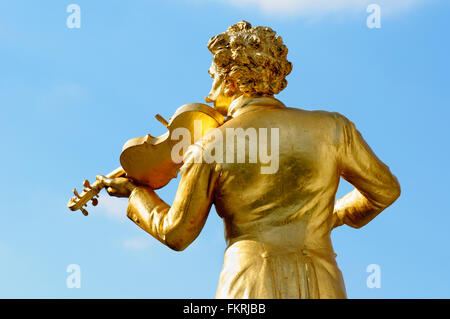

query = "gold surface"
[[126, 96, 400, 298], [120, 103, 225, 188], [72, 21, 401, 299]]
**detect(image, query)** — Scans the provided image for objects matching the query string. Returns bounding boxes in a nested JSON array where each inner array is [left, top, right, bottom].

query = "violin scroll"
[[67, 167, 126, 216]]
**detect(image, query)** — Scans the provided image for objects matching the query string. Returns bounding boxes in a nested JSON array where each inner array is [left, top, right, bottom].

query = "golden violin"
[[67, 103, 225, 216]]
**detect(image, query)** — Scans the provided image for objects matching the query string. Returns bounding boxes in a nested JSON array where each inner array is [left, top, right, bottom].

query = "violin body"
[[67, 103, 225, 215], [120, 103, 225, 189]]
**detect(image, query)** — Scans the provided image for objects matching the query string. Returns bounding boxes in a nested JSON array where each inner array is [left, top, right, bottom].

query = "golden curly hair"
[[207, 21, 292, 97]]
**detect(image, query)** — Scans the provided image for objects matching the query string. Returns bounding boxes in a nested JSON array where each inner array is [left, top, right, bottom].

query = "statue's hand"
[[96, 175, 136, 198]]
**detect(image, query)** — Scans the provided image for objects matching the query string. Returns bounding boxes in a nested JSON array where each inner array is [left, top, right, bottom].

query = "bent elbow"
[[388, 176, 401, 205], [350, 223, 364, 230], [164, 231, 190, 252], [166, 241, 189, 252], [377, 177, 401, 209]]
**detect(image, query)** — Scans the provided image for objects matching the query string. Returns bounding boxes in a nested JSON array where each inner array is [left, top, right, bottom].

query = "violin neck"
[[106, 167, 126, 179]]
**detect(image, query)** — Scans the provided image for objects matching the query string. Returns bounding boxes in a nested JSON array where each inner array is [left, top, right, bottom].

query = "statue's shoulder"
[[285, 106, 348, 122], [282, 107, 355, 138]]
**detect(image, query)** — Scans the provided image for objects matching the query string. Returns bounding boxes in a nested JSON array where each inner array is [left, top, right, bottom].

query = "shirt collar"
[[227, 95, 286, 118]]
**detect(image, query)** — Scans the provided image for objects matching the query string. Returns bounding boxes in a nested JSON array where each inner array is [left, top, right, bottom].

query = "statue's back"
[[200, 98, 348, 298]]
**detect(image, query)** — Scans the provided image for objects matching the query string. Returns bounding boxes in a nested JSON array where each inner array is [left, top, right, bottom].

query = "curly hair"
[[207, 21, 292, 97]]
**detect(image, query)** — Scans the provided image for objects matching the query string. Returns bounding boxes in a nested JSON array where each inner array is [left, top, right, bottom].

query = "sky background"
[[0, 0, 449, 298]]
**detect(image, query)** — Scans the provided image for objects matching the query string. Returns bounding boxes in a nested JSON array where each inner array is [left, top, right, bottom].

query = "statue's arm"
[[127, 146, 220, 251], [333, 115, 401, 229]]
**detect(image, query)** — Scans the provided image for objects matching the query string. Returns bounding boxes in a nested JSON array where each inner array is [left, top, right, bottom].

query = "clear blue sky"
[[0, 0, 449, 298]]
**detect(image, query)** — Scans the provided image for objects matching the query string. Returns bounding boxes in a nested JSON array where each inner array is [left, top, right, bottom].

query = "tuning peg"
[[73, 188, 81, 199], [80, 207, 88, 216], [83, 180, 91, 188], [91, 198, 98, 206]]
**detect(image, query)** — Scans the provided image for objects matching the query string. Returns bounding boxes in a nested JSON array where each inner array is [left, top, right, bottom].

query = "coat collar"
[[227, 95, 286, 118]]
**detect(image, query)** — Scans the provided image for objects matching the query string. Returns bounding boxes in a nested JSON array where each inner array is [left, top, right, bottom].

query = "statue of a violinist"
[[68, 21, 400, 299]]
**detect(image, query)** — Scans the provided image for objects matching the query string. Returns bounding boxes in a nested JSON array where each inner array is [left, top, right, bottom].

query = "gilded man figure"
[[98, 21, 401, 299]]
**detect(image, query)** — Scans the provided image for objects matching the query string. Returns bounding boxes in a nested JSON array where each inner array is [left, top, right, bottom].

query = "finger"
[[107, 187, 118, 196], [96, 175, 113, 186]]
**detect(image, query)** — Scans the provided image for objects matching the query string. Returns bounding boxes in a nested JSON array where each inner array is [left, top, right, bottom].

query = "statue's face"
[[206, 63, 234, 115]]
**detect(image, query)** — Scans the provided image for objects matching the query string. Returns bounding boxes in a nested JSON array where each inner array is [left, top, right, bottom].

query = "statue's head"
[[206, 21, 293, 114]]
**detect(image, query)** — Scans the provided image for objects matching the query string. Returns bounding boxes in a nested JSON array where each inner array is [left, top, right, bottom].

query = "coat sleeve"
[[334, 115, 401, 229], [126, 144, 221, 251]]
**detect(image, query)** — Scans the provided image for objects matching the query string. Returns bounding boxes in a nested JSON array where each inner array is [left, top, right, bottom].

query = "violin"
[[67, 103, 225, 216]]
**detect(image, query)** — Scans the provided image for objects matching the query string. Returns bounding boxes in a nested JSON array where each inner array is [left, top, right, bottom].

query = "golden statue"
[[68, 21, 400, 298]]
